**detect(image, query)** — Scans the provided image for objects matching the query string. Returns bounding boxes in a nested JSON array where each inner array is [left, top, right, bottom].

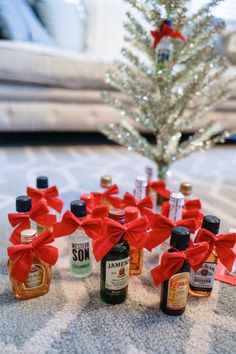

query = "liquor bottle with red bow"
[[70, 200, 92, 278], [156, 20, 173, 64], [160, 226, 191, 316], [100, 209, 130, 304], [124, 206, 143, 275], [36, 176, 54, 234], [8, 229, 53, 300], [189, 215, 220, 297]]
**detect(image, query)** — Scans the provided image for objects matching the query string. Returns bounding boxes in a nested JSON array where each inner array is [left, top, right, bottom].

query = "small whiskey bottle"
[[69, 200, 92, 278], [36, 176, 52, 234], [157, 20, 173, 64], [100, 209, 130, 304], [160, 226, 191, 316], [189, 215, 220, 297], [8, 229, 52, 300], [124, 206, 143, 276]]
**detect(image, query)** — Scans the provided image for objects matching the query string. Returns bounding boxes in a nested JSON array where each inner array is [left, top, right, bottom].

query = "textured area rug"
[[0, 145, 235, 354]]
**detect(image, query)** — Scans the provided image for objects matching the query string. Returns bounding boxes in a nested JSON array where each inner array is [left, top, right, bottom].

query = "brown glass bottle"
[[100, 209, 130, 304], [124, 206, 143, 276], [8, 229, 52, 300], [189, 215, 220, 297], [160, 226, 191, 316]]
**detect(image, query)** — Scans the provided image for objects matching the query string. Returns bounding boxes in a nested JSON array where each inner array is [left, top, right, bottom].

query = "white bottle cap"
[[169, 192, 185, 206], [21, 229, 37, 244]]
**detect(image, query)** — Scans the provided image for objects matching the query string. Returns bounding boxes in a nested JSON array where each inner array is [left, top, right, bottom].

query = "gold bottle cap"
[[100, 175, 112, 188], [21, 229, 37, 244], [179, 182, 192, 196]]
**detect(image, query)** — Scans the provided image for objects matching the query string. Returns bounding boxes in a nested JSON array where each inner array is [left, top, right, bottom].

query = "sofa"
[[0, 0, 235, 132]]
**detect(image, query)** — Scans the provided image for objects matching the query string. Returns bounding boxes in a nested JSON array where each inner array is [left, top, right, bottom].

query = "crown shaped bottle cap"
[[202, 215, 220, 235], [170, 226, 190, 251], [70, 200, 86, 218], [16, 195, 32, 212], [36, 176, 49, 189]]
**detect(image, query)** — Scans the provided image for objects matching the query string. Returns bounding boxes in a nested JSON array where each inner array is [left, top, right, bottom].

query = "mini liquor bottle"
[[8, 229, 52, 300], [160, 192, 185, 259], [100, 209, 130, 304], [160, 226, 191, 316], [156, 20, 173, 64], [145, 167, 157, 207], [189, 215, 220, 297], [69, 200, 92, 278], [124, 206, 143, 276], [36, 176, 52, 234]]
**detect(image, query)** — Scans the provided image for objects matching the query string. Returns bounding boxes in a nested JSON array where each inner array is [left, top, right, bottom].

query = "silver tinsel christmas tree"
[[100, 0, 235, 180]]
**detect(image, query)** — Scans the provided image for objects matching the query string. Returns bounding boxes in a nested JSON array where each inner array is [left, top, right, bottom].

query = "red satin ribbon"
[[91, 205, 108, 219], [151, 23, 186, 49], [53, 210, 102, 239], [151, 242, 209, 287], [81, 193, 94, 214], [93, 216, 149, 261], [123, 192, 153, 216], [145, 213, 196, 251], [7, 230, 58, 282], [91, 184, 122, 208], [194, 229, 236, 272], [8, 201, 57, 245], [182, 209, 203, 229], [148, 181, 170, 199], [27, 185, 64, 213], [185, 199, 202, 210]]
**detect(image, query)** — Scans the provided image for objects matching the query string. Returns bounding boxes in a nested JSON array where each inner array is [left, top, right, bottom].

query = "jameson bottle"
[[157, 20, 173, 64], [36, 176, 51, 234], [124, 206, 143, 275], [8, 229, 52, 300], [100, 209, 130, 304], [160, 226, 191, 316], [145, 167, 157, 207], [69, 200, 92, 278], [160, 192, 185, 260], [189, 215, 220, 297]]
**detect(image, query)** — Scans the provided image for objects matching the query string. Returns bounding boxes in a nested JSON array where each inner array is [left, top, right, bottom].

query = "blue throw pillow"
[[0, 0, 54, 45], [31, 0, 86, 52]]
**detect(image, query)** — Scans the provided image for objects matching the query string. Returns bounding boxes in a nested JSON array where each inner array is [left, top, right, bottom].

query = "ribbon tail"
[[92, 237, 115, 262], [47, 197, 64, 213], [35, 245, 59, 266], [9, 221, 31, 245], [145, 229, 170, 251], [217, 246, 236, 272], [151, 264, 166, 287], [11, 252, 34, 283]]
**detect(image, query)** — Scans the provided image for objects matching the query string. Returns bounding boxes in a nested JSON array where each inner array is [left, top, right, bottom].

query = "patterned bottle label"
[[167, 272, 190, 310], [23, 263, 44, 290], [70, 241, 91, 276], [190, 262, 217, 289], [105, 257, 130, 290], [130, 246, 140, 271]]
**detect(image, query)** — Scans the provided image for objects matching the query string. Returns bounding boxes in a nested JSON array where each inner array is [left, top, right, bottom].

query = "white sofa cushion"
[[0, 41, 112, 89]]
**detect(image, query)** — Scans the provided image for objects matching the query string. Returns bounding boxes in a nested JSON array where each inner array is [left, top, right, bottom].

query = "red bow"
[[81, 193, 94, 214], [7, 230, 58, 282], [145, 213, 196, 251], [148, 181, 170, 199], [194, 229, 236, 272], [91, 205, 108, 219], [182, 209, 203, 229], [91, 184, 122, 208], [93, 216, 149, 261], [8, 201, 57, 245], [151, 23, 186, 49], [27, 186, 64, 213], [123, 192, 153, 216], [151, 242, 209, 287], [53, 211, 102, 240], [185, 199, 201, 210]]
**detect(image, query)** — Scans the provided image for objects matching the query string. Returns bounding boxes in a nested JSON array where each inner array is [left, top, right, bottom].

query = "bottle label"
[[167, 272, 190, 310], [130, 246, 142, 272], [157, 48, 170, 63], [105, 257, 130, 290], [190, 262, 217, 289], [70, 241, 91, 276], [23, 263, 44, 290]]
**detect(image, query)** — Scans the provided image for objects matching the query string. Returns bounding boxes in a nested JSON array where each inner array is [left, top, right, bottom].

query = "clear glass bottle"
[[69, 200, 92, 278], [8, 229, 52, 300], [189, 215, 220, 297], [35, 176, 52, 234], [160, 226, 191, 316], [124, 206, 143, 276], [100, 209, 130, 304], [159, 192, 185, 262], [145, 166, 157, 208]]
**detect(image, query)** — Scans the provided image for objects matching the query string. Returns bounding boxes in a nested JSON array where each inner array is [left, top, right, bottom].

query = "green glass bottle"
[[100, 209, 130, 304]]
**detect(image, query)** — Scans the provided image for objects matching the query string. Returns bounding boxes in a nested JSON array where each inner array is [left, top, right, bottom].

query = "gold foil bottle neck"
[[100, 175, 112, 188], [179, 182, 192, 196]]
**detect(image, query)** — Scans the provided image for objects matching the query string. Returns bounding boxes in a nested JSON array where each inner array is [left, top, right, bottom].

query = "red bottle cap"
[[124, 206, 139, 223], [108, 208, 125, 224]]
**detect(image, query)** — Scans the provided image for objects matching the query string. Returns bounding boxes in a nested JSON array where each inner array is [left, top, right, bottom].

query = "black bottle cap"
[[16, 195, 32, 212], [164, 19, 172, 27], [170, 226, 190, 251], [202, 215, 220, 235], [70, 200, 86, 218], [36, 176, 49, 189]]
